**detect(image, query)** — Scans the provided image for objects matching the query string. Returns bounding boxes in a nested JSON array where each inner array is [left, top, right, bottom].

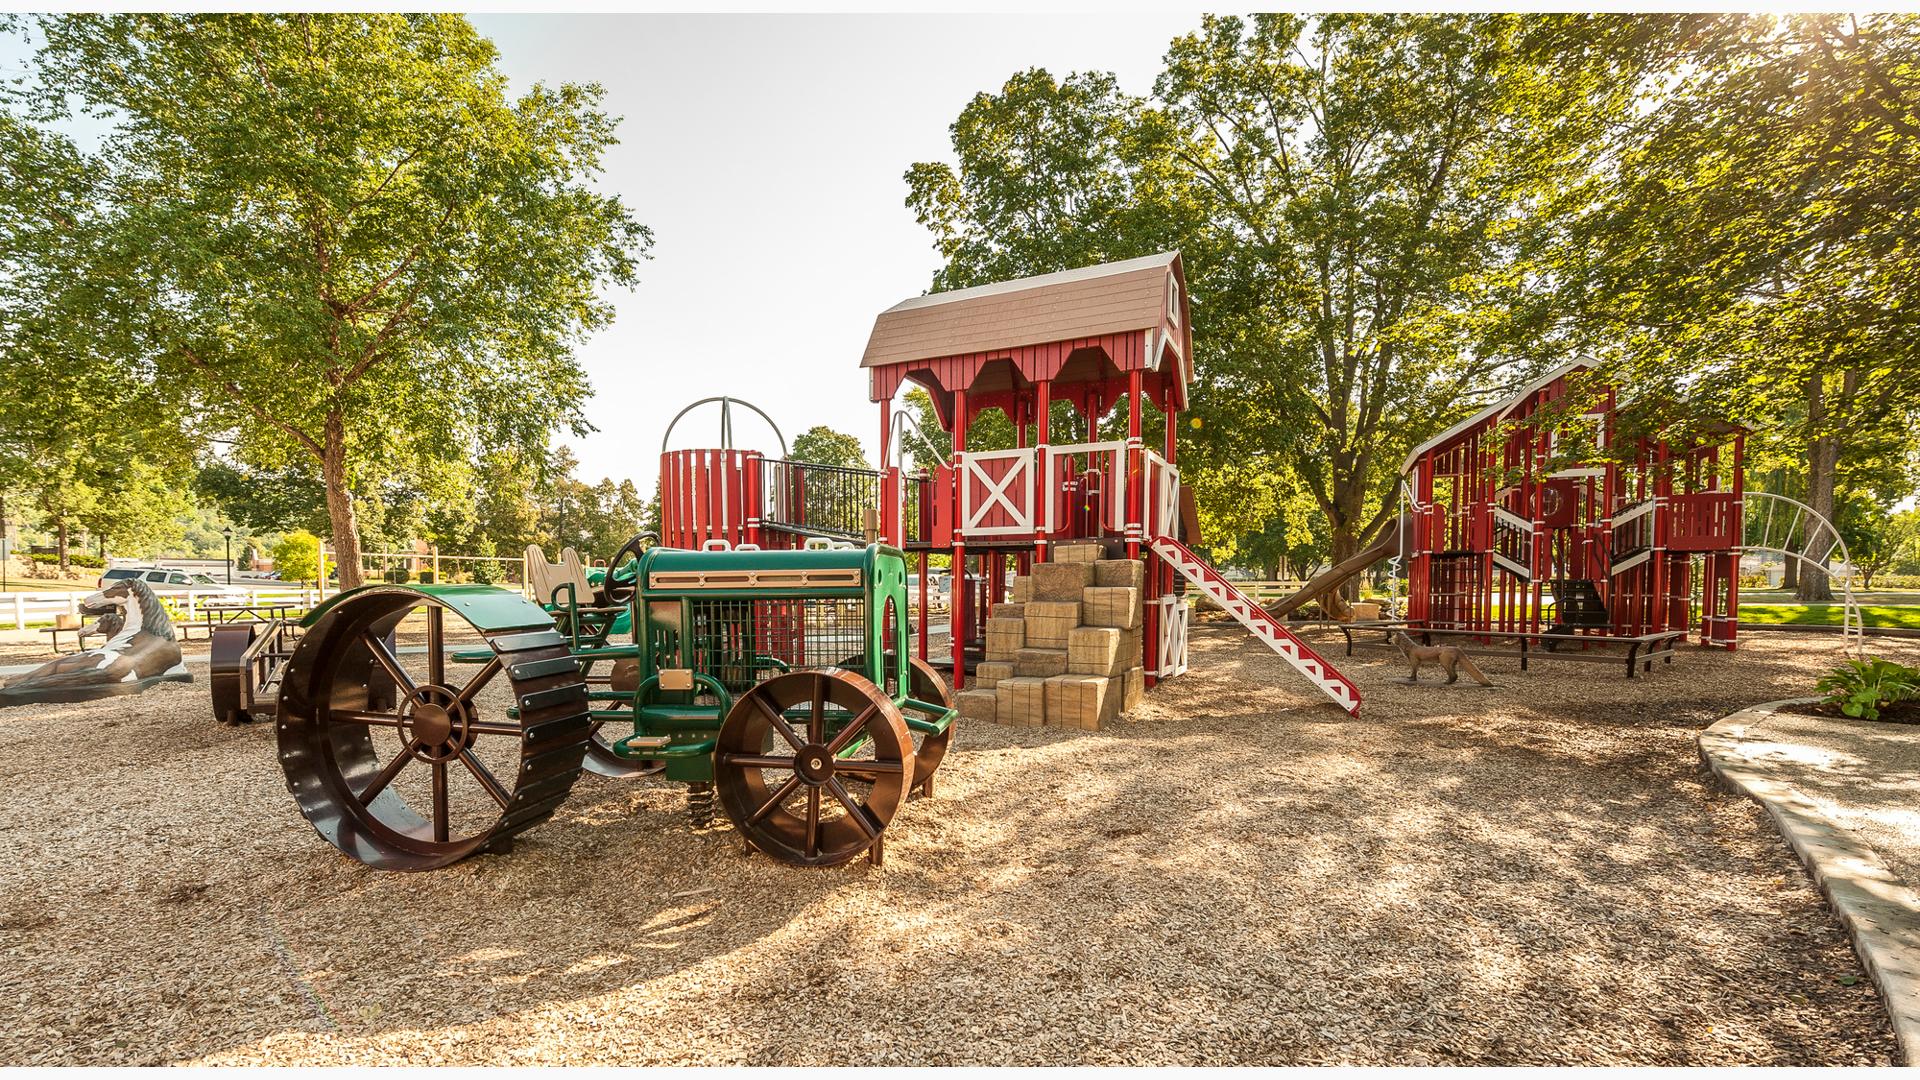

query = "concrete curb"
[[1699, 700, 1920, 1064]]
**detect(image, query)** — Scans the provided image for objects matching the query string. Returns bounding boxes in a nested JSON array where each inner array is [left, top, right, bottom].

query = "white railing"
[[953, 440, 1133, 541], [1143, 449, 1180, 540], [0, 586, 334, 631]]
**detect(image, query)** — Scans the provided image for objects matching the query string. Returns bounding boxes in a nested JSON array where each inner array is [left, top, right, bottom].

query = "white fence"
[[1, 586, 334, 631]]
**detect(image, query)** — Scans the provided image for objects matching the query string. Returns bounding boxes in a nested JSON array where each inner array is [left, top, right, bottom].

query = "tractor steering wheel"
[[600, 531, 657, 605]]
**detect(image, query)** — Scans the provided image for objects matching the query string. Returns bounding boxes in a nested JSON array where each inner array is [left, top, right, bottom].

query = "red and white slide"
[[1149, 536, 1363, 716]]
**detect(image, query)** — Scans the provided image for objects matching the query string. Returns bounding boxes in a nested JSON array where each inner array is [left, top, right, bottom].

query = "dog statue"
[[1391, 631, 1494, 686], [0, 578, 192, 705]]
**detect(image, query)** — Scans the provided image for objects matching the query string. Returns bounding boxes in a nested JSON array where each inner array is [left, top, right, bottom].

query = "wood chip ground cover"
[[0, 626, 1907, 1064]]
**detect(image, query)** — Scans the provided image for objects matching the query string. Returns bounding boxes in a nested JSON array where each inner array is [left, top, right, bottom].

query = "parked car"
[[97, 566, 248, 594]]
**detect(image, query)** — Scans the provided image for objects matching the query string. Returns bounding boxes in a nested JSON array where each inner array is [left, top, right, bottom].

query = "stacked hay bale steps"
[[957, 542, 1148, 730]]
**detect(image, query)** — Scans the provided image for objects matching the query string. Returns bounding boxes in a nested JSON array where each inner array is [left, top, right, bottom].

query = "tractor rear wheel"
[[832, 653, 954, 800], [276, 586, 591, 871], [713, 669, 912, 867]]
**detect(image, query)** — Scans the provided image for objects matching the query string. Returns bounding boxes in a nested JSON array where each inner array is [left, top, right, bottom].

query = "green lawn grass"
[[1741, 603, 1920, 630], [0, 579, 93, 592]]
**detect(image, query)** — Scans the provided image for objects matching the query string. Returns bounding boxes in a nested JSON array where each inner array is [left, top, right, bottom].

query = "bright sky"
[[466, 13, 1196, 491]]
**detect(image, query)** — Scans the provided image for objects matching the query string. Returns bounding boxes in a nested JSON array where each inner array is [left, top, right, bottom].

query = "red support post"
[[951, 389, 969, 689], [1125, 370, 1143, 561], [1034, 379, 1051, 563]]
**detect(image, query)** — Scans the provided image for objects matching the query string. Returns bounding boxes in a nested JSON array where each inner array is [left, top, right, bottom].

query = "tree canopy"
[[907, 13, 1920, 583], [8, 14, 649, 586]]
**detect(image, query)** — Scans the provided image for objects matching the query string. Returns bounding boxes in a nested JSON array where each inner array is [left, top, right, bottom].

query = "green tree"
[[789, 426, 872, 470], [20, 14, 650, 588], [908, 18, 1618, 607], [271, 529, 322, 587], [1549, 15, 1920, 601]]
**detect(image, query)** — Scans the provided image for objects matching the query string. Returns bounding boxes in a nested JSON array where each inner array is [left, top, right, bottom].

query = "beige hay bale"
[[1030, 562, 1094, 602], [984, 618, 1025, 661], [988, 602, 1026, 623], [1121, 666, 1145, 713], [957, 688, 998, 724], [1068, 625, 1125, 676], [1015, 647, 1069, 678], [1094, 558, 1145, 589], [1052, 542, 1103, 564], [1046, 674, 1113, 731], [1082, 586, 1143, 629], [1116, 626, 1144, 670], [974, 660, 1015, 691], [1009, 575, 1034, 603], [1023, 601, 1081, 648], [995, 676, 1048, 727]]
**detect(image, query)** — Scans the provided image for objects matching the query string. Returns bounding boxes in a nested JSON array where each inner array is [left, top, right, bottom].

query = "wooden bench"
[[1336, 620, 1687, 678]]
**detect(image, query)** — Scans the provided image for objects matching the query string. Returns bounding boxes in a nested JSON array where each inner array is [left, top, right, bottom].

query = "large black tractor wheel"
[[276, 585, 591, 871]]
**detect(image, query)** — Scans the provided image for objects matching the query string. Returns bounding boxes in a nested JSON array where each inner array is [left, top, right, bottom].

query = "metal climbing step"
[[1148, 536, 1363, 716]]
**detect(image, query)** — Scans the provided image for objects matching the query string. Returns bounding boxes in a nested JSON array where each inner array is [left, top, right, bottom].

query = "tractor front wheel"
[[713, 669, 912, 867]]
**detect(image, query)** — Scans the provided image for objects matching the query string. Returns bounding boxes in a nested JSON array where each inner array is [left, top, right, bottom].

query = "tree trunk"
[[322, 413, 365, 590], [1797, 373, 1840, 602], [1782, 552, 1798, 590], [57, 520, 69, 572]]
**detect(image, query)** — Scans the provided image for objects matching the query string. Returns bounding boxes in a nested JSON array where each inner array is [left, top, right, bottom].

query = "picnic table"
[[38, 623, 101, 654], [1336, 618, 1686, 678], [177, 599, 304, 641]]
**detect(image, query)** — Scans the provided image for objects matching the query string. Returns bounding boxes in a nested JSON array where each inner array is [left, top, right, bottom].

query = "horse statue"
[[0, 578, 192, 706]]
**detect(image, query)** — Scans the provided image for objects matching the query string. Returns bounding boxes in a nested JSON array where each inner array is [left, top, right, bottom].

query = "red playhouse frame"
[[1400, 358, 1746, 653], [658, 252, 1364, 715]]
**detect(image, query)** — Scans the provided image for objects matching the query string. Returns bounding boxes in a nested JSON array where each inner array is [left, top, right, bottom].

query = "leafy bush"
[[1815, 658, 1920, 721], [416, 570, 436, 584], [27, 552, 106, 568], [270, 530, 321, 585], [383, 567, 412, 584], [1867, 573, 1920, 591]]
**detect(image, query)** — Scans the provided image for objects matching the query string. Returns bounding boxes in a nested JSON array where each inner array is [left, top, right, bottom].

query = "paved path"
[[1700, 701, 1920, 1063]]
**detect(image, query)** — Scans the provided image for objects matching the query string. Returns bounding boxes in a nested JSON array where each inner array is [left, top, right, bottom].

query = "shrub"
[[1814, 658, 1920, 721], [383, 567, 412, 584], [416, 570, 436, 584], [270, 530, 321, 585], [28, 552, 105, 569]]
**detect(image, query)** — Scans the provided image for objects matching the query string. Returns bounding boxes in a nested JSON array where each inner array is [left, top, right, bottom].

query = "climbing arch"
[[1742, 491, 1864, 655]]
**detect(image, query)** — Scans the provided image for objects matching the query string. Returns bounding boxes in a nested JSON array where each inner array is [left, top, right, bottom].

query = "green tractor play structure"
[[274, 541, 955, 871]]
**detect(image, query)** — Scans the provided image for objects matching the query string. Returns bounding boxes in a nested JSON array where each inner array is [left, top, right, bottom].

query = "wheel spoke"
[[750, 774, 803, 823], [466, 720, 524, 738], [431, 761, 450, 842], [363, 633, 419, 697], [826, 704, 879, 755], [457, 655, 502, 704], [826, 778, 877, 839], [358, 741, 418, 804], [809, 678, 825, 743], [718, 753, 798, 771], [427, 606, 445, 686], [331, 709, 404, 728], [458, 749, 512, 809], [805, 787, 820, 857], [834, 758, 905, 776], [752, 694, 806, 751]]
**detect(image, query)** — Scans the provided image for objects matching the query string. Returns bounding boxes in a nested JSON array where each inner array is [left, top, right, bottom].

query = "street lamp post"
[[224, 526, 234, 584]]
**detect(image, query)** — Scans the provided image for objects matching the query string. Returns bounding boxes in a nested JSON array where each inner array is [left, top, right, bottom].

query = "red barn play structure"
[[658, 252, 1363, 715], [1399, 358, 1748, 651]]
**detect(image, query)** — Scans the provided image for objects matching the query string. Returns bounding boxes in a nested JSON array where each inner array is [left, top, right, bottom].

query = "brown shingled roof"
[[860, 252, 1182, 369]]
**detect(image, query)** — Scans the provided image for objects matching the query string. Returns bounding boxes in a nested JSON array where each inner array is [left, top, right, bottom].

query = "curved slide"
[[1264, 518, 1406, 620]]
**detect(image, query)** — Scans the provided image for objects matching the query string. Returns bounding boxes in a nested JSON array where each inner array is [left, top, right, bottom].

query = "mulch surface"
[[0, 626, 1909, 1064]]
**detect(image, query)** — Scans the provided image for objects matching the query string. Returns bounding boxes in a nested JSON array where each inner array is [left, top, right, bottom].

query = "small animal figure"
[[1391, 631, 1494, 686], [0, 578, 191, 706]]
